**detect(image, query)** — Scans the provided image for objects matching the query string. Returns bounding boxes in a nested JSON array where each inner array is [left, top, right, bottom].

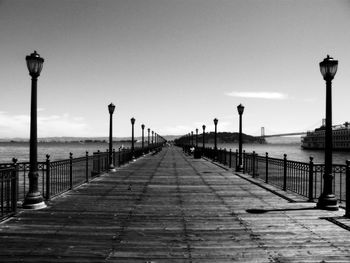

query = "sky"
[[1, 0, 350, 138]]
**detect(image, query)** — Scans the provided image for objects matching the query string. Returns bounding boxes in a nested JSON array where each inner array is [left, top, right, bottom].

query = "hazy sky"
[[1, 0, 350, 138]]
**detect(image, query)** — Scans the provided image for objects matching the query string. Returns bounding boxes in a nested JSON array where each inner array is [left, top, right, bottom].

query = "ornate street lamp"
[[317, 55, 339, 210], [195, 128, 198, 147], [237, 104, 245, 172], [131, 117, 135, 160], [23, 51, 46, 209], [141, 124, 145, 154], [202, 125, 206, 149], [108, 103, 116, 172]]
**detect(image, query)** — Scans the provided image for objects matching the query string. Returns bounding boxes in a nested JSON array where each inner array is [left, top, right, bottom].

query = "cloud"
[[226, 91, 288, 100], [0, 112, 90, 138]]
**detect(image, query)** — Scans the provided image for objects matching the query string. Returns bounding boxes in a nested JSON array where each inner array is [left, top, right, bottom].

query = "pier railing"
[[182, 145, 348, 213], [0, 165, 18, 220], [0, 144, 162, 218]]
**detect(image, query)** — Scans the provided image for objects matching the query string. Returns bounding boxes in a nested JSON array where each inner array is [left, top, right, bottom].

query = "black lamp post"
[[202, 125, 206, 149], [152, 131, 154, 145], [195, 128, 198, 147], [214, 118, 218, 160], [131, 117, 135, 160], [141, 124, 145, 154], [23, 51, 46, 209], [191, 131, 194, 147], [237, 104, 244, 172], [108, 103, 116, 172], [147, 128, 150, 150], [317, 55, 339, 210]]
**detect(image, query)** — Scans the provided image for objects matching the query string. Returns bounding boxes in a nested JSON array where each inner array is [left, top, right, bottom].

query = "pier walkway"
[[0, 147, 350, 262]]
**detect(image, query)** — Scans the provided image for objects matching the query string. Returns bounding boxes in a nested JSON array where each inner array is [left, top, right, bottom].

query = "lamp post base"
[[109, 165, 116, 172], [316, 193, 339, 211], [22, 192, 46, 210], [236, 165, 243, 172]]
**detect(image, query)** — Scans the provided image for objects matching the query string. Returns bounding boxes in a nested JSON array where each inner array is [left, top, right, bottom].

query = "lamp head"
[[320, 55, 338, 80], [108, 103, 115, 114], [237, 104, 245, 115], [214, 118, 218, 125], [26, 51, 44, 77]]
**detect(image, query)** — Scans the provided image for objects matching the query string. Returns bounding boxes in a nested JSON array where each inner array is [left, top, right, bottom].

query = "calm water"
[[0, 141, 135, 163], [2, 140, 350, 165], [212, 139, 350, 165]]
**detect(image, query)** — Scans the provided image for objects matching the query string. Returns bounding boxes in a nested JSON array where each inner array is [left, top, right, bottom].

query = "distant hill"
[[0, 135, 181, 143], [174, 132, 261, 145]]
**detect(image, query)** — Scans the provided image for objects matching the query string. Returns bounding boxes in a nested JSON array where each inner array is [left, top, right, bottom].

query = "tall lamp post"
[[317, 55, 339, 210], [202, 125, 206, 149], [141, 124, 145, 154], [131, 117, 135, 160], [152, 131, 154, 146], [147, 128, 150, 150], [237, 104, 244, 172], [214, 118, 218, 160], [23, 51, 46, 209], [108, 103, 116, 172], [195, 128, 198, 147]]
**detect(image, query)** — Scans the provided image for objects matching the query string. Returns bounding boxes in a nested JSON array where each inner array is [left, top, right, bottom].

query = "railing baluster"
[[346, 160, 350, 218], [308, 157, 314, 202], [45, 155, 51, 200], [265, 152, 268, 184], [69, 153, 73, 190], [283, 154, 287, 191]]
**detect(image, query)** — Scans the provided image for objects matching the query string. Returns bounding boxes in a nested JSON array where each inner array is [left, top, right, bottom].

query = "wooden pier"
[[0, 146, 350, 262]]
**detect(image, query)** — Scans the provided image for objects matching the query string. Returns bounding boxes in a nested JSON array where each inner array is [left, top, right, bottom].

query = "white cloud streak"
[[226, 92, 288, 100]]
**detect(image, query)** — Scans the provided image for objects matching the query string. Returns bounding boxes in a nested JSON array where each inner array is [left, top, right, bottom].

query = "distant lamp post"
[[152, 130, 154, 145], [141, 124, 145, 154], [147, 128, 150, 149], [317, 55, 339, 210], [202, 125, 206, 149], [191, 131, 194, 147], [108, 103, 116, 172], [23, 51, 46, 209], [195, 128, 198, 147], [214, 118, 218, 160], [131, 117, 135, 160], [237, 104, 244, 172]]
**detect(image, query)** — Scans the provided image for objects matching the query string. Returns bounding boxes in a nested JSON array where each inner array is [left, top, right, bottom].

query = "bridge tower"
[[259, 127, 266, 144]]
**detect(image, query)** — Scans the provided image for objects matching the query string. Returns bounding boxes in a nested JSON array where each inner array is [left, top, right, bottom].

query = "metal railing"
[[0, 144, 163, 212], [182, 144, 350, 216], [0, 165, 17, 220]]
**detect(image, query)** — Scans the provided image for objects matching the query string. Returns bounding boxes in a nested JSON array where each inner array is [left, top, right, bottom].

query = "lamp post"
[[108, 103, 116, 172], [152, 131, 154, 146], [23, 51, 46, 209], [141, 124, 145, 154], [317, 55, 339, 210], [195, 128, 198, 148], [147, 128, 150, 150], [202, 125, 206, 149], [237, 104, 244, 172], [131, 117, 135, 160], [214, 118, 218, 160]]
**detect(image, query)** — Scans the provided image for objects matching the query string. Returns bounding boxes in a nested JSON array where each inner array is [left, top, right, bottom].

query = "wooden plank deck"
[[0, 146, 350, 262]]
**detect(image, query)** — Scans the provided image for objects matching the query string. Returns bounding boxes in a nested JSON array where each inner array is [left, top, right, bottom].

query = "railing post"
[[252, 151, 256, 178], [113, 148, 116, 167], [283, 154, 287, 191], [97, 150, 101, 173], [45, 155, 50, 200], [229, 149, 232, 168], [265, 152, 269, 184], [85, 151, 89, 183], [11, 158, 18, 213], [69, 152, 73, 190], [346, 160, 350, 218], [224, 149, 227, 165], [118, 147, 121, 167], [235, 149, 238, 170], [243, 150, 246, 173], [308, 157, 314, 202]]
